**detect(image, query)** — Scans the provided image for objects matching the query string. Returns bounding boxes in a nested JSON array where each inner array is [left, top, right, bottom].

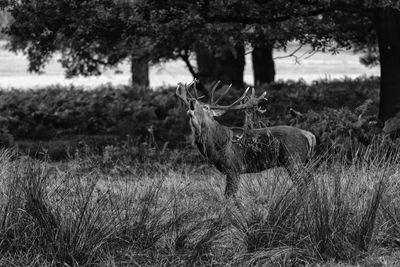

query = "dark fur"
[[188, 101, 314, 196]]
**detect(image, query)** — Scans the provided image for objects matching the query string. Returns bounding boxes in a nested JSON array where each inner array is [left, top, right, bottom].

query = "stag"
[[176, 81, 316, 196]]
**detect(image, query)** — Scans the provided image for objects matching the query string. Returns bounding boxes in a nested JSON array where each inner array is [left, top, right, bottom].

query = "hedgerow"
[[0, 77, 385, 157], [0, 85, 189, 146]]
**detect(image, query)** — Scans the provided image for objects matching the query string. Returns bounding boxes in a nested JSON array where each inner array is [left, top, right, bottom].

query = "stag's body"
[[177, 81, 315, 196], [190, 113, 314, 195]]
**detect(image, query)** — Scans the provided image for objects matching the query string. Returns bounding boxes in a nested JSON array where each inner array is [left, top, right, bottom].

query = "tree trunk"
[[194, 45, 215, 91], [252, 43, 275, 86], [196, 44, 245, 88], [130, 56, 149, 87], [376, 8, 400, 122]]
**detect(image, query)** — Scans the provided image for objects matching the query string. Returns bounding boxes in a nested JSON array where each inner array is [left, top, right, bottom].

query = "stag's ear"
[[211, 109, 227, 117]]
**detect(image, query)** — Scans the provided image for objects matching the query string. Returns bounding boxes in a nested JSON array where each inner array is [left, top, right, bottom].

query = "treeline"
[[2, 1, 400, 122]]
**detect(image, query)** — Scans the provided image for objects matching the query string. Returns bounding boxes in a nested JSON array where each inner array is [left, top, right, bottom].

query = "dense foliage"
[[0, 77, 386, 158], [0, 85, 188, 146], [3, 0, 400, 120], [2, 0, 391, 74], [3, 1, 139, 76]]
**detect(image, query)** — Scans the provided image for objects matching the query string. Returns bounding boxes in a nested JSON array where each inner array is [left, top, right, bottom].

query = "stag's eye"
[[203, 105, 210, 111]]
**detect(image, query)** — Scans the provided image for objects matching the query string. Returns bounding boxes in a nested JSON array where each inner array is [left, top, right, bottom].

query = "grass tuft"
[[0, 136, 399, 265]]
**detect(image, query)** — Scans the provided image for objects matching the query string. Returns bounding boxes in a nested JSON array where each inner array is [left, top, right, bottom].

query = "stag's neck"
[[194, 122, 231, 159]]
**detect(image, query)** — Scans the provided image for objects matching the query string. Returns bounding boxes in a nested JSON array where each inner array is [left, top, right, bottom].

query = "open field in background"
[[1, 136, 400, 266], [0, 41, 380, 89]]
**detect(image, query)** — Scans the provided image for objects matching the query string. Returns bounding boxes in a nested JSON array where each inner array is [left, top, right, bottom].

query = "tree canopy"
[[3, 1, 393, 77], [3, 1, 138, 76], [139, 0, 400, 121], [2, 0, 400, 121]]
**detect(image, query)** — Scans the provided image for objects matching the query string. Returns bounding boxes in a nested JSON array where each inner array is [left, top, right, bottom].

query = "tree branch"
[[203, 2, 375, 25], [179, 49, 198, 80], [299, 1, 375, 19], [273, 44, 304, 63]]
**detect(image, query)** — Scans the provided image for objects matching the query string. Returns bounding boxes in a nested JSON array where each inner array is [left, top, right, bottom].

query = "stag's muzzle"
[[187, 110, 194, 117]]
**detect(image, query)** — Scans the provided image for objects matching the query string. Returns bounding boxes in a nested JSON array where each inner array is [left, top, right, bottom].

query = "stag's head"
[[176, 80, 268, 137], [176, 81, 219, 136]]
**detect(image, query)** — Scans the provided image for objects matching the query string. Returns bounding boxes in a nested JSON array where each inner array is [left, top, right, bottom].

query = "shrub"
[[262, 77, 379, 117], [285, 106, 380, 157], [0, 77, 384, 154]]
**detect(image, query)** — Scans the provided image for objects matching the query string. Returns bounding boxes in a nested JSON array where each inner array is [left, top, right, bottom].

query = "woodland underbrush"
[[0, 77, 381, 154], [0, 136, 400, 266]]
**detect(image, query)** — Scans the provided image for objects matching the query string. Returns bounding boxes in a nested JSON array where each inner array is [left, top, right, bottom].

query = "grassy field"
[[0, 136, 400, 266]]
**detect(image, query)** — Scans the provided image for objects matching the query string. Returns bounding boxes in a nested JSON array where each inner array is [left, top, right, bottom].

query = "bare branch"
[[273, 44, 304, 63], [303, 50, 319, 60]]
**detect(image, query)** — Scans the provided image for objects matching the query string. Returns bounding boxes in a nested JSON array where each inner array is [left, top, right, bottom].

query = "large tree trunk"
[[252, 43, 275, 85], [195, 45, 215, 85], [130, 55, 149, 87], [196, 44, 245, 88], [376, 8, 400, 122]]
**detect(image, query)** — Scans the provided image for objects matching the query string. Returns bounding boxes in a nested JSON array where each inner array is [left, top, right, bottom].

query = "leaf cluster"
[[5, 0, 142, 76]]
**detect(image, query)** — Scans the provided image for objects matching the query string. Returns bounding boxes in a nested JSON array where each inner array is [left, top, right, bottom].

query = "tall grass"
[[0, 136, 400, 266]]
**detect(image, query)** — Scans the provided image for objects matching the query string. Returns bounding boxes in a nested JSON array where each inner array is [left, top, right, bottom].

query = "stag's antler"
[[210, 81, 234, 106], [208, 85, 267, 113], [177, 80, 267, 113], [176, 81, 201, 107], [176, 83, 190, 107]]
